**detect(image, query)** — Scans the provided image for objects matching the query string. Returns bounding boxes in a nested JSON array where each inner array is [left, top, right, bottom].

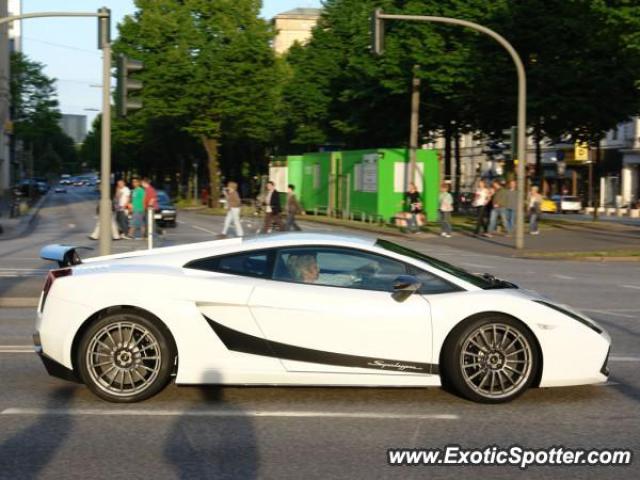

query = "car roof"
[[242, 232, 376, 249]]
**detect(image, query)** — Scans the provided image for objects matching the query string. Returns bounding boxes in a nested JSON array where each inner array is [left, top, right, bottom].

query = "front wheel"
[[442, 315, 539, 403], [77, 311, 176, 402]]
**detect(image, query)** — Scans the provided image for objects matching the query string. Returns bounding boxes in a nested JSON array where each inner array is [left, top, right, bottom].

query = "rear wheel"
[[77, 311, 175, 402], [442, 315, 539, 403]]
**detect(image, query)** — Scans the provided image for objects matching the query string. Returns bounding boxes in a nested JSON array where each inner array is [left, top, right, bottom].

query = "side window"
[[186, 250, 273, 278], [408, 266, 460, 295], [274, 247, 407, 292]]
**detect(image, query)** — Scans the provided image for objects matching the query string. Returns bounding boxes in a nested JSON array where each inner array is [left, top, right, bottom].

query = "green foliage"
[[10, 52, 78, 175], [112, 0, 284, 197], [280, 0, 640, 151]]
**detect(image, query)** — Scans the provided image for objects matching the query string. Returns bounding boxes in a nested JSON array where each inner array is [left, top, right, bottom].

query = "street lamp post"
[[372, 9, 528, 249], [0, 9, 113, 253]]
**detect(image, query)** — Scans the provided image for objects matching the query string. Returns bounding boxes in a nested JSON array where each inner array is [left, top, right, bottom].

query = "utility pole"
[[372, 9, 528, 248], [98, 7, 112, 256], [408, 66, 420, 188]]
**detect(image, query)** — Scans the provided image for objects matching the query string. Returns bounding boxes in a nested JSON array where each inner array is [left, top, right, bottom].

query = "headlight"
[[534, 300, 603, 334]]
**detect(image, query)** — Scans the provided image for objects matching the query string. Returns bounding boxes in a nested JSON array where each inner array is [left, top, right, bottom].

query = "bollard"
[[147, 207, 154, 249]]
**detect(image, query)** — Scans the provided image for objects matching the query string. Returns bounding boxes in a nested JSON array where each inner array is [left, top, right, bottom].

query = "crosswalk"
[[0, 268, 49, 278]]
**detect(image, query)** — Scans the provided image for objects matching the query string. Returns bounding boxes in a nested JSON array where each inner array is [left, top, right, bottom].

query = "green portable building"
[[294, 148, 439, 222]]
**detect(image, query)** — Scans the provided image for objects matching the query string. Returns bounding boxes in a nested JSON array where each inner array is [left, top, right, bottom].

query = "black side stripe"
[[204, 315, 438, 375]]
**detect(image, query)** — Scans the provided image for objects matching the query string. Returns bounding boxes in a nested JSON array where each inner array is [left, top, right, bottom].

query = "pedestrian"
[[262, 181, 284, 233], [114, 179, 131, 239], [128, 177, 145, 240], [438, 183, 454, 238], [141, 177, 160, 237], [487, 179, 510, 237], [472, 179, 490, 236], [528, 185, 542, 235], [88, 202, 120, 240], [506, 179, 518, 234], [404, 182, 423, 233], [285, 184, 303, 231], [221, 181, 243, 237]]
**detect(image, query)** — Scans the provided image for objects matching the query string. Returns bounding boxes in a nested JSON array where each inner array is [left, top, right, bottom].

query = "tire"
[[441, 314, 540, 403], [77, 310, 176, 403]]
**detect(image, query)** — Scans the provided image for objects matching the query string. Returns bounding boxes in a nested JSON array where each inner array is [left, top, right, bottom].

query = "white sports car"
[[35, 233, 611, 403]]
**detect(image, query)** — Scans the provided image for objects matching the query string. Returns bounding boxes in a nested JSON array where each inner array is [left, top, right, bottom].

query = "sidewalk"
[[297, 214, 640, 260], [0, 194, 47, 241]]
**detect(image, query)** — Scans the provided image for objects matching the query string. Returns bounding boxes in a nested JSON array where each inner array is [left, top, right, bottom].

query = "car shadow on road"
[[0, 385, 76, 478], [164, 379, 259, 479]]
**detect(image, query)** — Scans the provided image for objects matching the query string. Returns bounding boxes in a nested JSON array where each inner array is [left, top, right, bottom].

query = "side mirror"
[[392, 275, 421, 302]]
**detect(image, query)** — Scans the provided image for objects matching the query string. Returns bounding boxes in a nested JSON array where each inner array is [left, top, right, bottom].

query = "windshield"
[[375, 239, 497, 289], [157, 191, 171, 203]]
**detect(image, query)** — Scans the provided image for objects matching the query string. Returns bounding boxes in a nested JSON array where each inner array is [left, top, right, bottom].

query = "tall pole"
[[408, 66, 420, 187], [374, 11, 527, 248], [98, 10, 112, 256]]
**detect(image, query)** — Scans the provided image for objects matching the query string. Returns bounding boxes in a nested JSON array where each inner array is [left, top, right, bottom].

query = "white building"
[[272, 8, 321, 55], [600, 117, 639, 207]]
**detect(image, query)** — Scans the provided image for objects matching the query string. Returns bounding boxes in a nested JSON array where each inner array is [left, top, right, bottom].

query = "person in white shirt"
[[472, 179, 490, 236], [114, 179, 131, 239]]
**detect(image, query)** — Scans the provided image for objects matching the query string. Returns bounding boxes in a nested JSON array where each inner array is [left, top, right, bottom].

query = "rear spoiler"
[[40, 245, 91, 268]]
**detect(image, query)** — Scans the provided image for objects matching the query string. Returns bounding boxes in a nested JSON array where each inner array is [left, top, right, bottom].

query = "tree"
[[114, 0, 283, 205], [10, 52, 78, 176]]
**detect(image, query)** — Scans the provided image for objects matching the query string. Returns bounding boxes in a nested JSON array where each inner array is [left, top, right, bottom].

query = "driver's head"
[[288, 254, 319, 283]]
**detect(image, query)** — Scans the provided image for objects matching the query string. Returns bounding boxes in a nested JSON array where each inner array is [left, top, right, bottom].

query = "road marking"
[[0, 297, 39, 308], [620, 284, 640, 290], [0, 346, 34, 353], [0, 408, 458, 420], [552, 274, 575, 280], [581, 309, 636, 319], [191, 224, 217, 235], [610, 356, 640, 362], [461, 263, 493, 269]]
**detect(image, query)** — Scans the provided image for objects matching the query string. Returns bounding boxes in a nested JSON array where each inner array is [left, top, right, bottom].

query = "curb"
[[0, 193, 48, 241], [517, 255, 640, 262]]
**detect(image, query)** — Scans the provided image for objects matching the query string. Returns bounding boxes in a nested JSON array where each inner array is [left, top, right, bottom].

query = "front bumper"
[[33, 332, 80, 383]]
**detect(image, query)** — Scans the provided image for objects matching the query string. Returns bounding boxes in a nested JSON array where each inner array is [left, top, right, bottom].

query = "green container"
[[284, 148, 439, 222]]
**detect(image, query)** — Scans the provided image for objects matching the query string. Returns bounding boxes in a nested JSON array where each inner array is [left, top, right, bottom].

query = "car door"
[[248, 246, 436, 375]]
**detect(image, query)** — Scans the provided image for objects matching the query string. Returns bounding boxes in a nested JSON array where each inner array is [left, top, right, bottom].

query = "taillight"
[[41, 268, 72, 311]]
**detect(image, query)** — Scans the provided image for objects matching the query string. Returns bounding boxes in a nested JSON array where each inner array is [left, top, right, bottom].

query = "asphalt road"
[[0, 187, 639, 479]]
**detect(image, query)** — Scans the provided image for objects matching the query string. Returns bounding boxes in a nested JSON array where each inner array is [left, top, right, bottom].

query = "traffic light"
[[116, 54, 143, 117], [371, 9, 385, 55]]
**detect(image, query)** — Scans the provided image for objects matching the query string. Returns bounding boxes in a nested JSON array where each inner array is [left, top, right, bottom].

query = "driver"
[[287, 254, 319, 284]]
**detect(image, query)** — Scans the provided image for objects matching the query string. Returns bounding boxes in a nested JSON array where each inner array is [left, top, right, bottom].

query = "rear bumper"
[[33, 332, 80, 383]]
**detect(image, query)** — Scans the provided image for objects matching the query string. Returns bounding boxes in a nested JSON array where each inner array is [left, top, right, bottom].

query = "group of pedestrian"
[[90, 177, 158, 241], [402, 179, 543, 240], [220, 180, 303, 237], [472, 179, 542, 237]]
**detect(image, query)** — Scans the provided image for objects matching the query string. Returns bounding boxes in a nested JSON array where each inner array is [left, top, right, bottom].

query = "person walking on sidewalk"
[[528, 185, 542, 235], [506, 179, 518, 233], [262, 181, 283, 233], [404, 182, 423, 233], [222, 181, 243, 237], [487, 179, 510, 237], [114, 179, 131, 239], [472, 179, 490, 236], [439, 183, 454, 238], [128, 177, 145, 240], [285, 184, 303, 231]]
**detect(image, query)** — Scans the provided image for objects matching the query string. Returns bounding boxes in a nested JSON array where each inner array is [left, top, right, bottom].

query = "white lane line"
[[620, 284, 640, 290], [552, 274, 575, 280], [0, 346, 34, 353], [461, 263, 493, 269], [191, 224, 218, 235], [0, 408, 458, 420], [581, 309, 636, 319], [610, 356, 640, 362]]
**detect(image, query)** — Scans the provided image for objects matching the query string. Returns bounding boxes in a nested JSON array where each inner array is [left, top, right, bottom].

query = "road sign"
[[574, 142, 589, 162]]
